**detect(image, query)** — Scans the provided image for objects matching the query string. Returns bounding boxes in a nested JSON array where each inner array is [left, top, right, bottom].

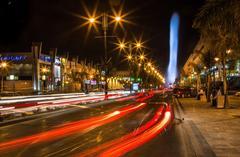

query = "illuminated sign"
[[84, 80, 90, 84], [132, 82, 139, 91], [0, 56, 27, 61], [39, 56, 51, 62], [90, 80, 97, 85], [55, 57, 61, 64], [6, 75, 18, 80]]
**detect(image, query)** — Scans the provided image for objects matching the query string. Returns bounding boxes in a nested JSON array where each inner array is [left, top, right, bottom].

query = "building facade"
[[0, 43, 130, 94]]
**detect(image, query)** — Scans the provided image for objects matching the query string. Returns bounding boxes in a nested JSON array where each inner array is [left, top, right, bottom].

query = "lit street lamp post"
[[85, 12, 124, 95], [122, 41, 144, 92], [116, 40, 164, 91]]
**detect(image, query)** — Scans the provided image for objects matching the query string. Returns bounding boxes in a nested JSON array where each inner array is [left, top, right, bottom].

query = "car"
[[173, 87, 196, 98], [173, 88, 185, 98], [235, 92, 240, 97]]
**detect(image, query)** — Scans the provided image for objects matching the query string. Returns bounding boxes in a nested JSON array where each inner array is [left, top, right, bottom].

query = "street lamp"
[[83, 10, 128, 95], [89, 18, 95, 23], [214, 57, 220, 62], [120, 43, 125, 49], [115, 16, 121, 22], [42, 68, 48, 73], [226, 49, 232, 54], [127, 54, 132, 60], [1, 62, 7, 68], [139, 54, 145, 60], [147, 62, 152, 67]]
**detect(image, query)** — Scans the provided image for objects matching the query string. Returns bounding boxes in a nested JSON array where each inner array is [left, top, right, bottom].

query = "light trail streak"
[[116, 92, 144, 102], [0, 103, 146, 152], [77, 106, 165, 157], [98, 107, 172, 157]]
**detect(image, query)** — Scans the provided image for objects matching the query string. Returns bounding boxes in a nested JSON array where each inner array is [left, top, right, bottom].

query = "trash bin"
[[217, 95, 224, 109]]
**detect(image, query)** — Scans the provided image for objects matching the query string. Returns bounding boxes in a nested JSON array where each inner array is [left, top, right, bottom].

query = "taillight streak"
[[77, 106, 164, 157], [0, 103, 146, 152]]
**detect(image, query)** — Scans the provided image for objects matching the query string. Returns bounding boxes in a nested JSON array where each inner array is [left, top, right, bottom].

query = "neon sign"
[[0, 56, 27, 61], [39, 56, 51, 62]]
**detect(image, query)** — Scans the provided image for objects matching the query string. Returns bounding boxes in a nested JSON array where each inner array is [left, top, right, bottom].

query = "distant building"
[[0, 43, 131, 94], [182, 40, 240, 90], [0, 42, 96, 94]]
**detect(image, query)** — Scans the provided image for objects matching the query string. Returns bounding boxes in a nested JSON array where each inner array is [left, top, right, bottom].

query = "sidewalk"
[[178, 96, 240, 157]]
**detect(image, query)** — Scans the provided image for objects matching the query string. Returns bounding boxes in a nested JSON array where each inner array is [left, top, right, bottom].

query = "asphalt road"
[[0, 93, 216, 157]]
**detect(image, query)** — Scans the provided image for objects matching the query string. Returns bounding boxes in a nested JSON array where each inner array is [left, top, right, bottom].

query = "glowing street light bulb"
[[115, 16, 121, 22], [120, 43, 125, 49], [89, 18, 95, 23], [214, 57, 219, 62], [140, 55, 144, 60], [42, 68, 47, 73], [1, 62, 7, 68], [226, 49, 232, 54], [147, 62, 151, 66], [127, 55, 132, 60], [136, 43, 142, 48]]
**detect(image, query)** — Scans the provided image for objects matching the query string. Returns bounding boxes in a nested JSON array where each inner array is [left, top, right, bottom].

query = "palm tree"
[[199, 51, 217, 102], [193, 0, 240, 107]]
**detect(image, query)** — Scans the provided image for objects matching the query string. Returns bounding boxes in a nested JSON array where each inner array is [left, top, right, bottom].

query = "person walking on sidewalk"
[[211, 87, 222, 107]]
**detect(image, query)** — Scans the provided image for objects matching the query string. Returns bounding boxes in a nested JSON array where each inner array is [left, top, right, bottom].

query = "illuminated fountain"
[[167, 12, 179, 84]]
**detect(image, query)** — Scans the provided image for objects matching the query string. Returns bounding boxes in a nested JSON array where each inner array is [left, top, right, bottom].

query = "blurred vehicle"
[[173, 87, 196, 98], [235, 91, 240, 97], [173, 88, 185, 98]]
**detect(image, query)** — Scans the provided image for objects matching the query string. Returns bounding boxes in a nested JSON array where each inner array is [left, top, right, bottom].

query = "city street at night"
[[0, 92, 217, 157], [1, 0, 240, 156]]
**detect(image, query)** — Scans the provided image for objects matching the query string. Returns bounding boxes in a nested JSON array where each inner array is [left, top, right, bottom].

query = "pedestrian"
[[197, 88, 204, 100], [211, 88, 217, 107], [212, 87, 222, 107]]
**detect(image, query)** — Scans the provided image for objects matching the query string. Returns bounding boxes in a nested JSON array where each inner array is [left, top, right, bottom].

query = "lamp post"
[[0, 62, 8, 93], [120, 41, 144, 92], [84, 12, 124, 95]]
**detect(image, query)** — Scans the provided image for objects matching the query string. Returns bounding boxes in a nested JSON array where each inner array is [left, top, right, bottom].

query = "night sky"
[[0, 0, 205, 74]]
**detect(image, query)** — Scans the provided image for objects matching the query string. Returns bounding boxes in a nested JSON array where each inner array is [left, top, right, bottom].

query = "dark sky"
[[0, 0, 205, 73]]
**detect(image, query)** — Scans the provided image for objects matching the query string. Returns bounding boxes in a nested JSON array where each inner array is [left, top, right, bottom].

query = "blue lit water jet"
[[167, 12, 179, 84]]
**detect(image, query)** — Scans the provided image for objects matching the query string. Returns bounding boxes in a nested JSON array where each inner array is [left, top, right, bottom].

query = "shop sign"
[[90, 80, 97, 85], [0, 56, 27, 61], [6, 75, 18, 80], [99, 81, 106, 85], [132, 82, 139, 91], [84, 80, 90, 84], [39, 56, 51, 62]]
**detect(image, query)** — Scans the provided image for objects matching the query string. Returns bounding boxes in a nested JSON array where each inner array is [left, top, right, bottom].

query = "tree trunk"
[[196, 74, 201, 92], [222, 51, 228, 108], [207, 74, 211, 102]]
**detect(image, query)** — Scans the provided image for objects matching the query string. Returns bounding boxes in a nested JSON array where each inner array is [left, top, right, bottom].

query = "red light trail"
[[99, 107, 172, 157], [0, 103, 146, 152], [77, 106, 165, 157]]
